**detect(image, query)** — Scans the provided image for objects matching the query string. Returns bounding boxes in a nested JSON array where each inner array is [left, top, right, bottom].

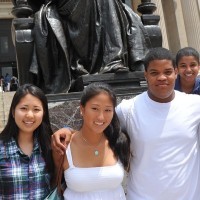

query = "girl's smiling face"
[[80, 92, 114, 134], [13, 94, 44, 136]]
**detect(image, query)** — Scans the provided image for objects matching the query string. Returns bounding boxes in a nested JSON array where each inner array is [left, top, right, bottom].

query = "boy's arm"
[[51, 128, 75, 155]]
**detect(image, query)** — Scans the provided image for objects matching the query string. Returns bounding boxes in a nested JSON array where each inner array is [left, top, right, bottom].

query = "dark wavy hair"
[[176, 47, 200, 66], [0, 84, 54, 176], [80, 82, 131, 171], [144, 47, 176, 71]]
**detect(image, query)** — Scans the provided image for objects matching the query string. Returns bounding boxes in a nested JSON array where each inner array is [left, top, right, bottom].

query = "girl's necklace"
[[80, 132, 103, 156]]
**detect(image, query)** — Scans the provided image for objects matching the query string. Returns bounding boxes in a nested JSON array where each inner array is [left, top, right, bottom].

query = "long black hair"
[[80, 82, 131, 171], [0, 84, 54, 175]]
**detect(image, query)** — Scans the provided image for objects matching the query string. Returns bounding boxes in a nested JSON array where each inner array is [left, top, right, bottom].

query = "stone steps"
[[0, 92, 15, 132]]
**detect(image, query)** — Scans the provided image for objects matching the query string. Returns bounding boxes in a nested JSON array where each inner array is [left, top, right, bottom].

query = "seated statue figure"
[[12, 0, 152, 93]]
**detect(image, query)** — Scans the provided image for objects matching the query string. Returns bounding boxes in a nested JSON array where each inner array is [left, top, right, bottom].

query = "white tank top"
[[63, 144, 126, 200]]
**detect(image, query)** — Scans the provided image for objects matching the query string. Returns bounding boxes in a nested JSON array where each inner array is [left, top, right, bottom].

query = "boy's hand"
[[51, 128, 73, 155]]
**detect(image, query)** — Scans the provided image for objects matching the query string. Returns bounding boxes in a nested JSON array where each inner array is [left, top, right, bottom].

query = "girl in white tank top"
[[60, 82, 131, 200]]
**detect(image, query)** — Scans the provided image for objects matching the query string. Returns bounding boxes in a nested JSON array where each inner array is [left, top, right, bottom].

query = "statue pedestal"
[[47, 71, 147, 131], [47, 91, 144, 131], [72, 71, 147, 93]]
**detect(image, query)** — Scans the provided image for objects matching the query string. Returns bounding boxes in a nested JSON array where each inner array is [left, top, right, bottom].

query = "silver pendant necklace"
[[80, 132, 103, 156]]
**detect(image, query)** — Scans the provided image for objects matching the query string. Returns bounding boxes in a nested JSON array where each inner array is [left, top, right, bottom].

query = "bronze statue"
[[11, 0, 159, 94]]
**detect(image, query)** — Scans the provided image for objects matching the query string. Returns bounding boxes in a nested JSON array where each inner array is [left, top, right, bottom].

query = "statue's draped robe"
[[33, 0, 151, 93]]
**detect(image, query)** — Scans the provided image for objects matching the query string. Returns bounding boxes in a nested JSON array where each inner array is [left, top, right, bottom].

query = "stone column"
[[161, 0, 188, 53], [173, 0, 188, 49], [180, 0, 200, 52], [198, 0, 200, 10]]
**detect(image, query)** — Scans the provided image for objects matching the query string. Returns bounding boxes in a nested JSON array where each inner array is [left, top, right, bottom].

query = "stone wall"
[[47, 88, 146, 132], [0, 91, 15, 132], [0, 88, 147, 132]]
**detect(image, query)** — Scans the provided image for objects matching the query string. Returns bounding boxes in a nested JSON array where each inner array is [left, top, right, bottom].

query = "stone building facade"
[[0, 0, 200, 76], [134, 0, 200, 54]]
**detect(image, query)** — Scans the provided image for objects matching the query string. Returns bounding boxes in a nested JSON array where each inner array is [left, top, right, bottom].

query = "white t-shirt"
[[116, 91, 200, 200]]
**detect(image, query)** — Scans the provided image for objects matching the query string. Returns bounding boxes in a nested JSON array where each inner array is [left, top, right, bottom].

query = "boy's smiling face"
[[145, 59, 177, 103]]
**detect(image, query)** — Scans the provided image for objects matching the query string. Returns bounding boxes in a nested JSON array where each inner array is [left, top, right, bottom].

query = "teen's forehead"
[[147, 59, 174, 70], [17, 94, 43, 106], [178, 56, 199, 63]]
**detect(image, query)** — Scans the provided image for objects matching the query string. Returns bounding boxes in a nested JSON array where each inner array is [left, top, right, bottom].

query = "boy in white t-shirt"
[[116, 47, 200, 200]]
